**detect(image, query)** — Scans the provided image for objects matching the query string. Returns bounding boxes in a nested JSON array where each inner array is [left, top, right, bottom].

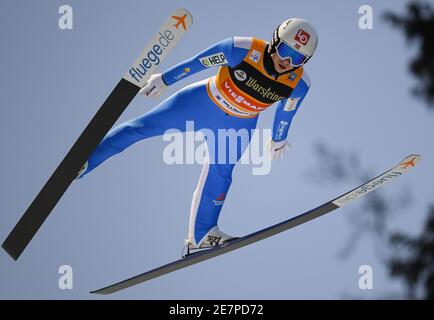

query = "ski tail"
[[2, 79, 139, 261]]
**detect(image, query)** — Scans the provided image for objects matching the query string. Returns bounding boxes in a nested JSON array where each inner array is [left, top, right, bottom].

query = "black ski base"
[[2, 79, 140, 260]]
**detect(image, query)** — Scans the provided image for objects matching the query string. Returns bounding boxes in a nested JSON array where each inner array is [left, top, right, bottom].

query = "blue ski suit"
[[79, 36, 311, 247]]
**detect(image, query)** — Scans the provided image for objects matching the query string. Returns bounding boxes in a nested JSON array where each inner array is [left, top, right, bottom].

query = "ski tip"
[[175, 8, 192, 16]]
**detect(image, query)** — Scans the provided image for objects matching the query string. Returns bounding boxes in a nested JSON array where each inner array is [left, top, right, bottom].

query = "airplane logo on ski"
[[400, 156, 417, 169], [172, 14, 189, 31]]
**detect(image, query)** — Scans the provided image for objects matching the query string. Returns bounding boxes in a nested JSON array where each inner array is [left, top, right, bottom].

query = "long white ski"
[[91, 154, 421, 294]]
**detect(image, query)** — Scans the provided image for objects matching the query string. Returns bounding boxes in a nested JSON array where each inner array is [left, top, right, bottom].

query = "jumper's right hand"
[[267, 139, 291, 161], [139, 73, 167, 98]]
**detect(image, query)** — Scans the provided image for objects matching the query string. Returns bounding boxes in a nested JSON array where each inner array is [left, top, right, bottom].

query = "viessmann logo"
[[128, 14, 188, 83]]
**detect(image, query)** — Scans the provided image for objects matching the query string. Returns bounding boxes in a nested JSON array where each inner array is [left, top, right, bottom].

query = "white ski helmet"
[[272, 18, 318, 66]]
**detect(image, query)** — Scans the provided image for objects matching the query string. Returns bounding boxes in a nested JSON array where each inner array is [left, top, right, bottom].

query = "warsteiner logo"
[[245, 77, 286, 102]]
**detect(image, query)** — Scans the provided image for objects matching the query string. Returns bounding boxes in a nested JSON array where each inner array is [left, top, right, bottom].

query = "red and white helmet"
[[272, 18, 318, 65]]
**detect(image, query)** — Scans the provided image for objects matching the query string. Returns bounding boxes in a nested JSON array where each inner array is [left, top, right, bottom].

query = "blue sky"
[[0, 0, 431, 299]]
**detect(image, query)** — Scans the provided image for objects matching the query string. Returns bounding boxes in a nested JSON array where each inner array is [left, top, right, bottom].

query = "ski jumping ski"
[[91, 154, 421, 295], [2, 8, 193, 260]]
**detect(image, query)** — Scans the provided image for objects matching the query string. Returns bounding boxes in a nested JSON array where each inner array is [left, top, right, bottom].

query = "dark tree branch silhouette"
[[388, 206, 434, 299], [307, 0, 434, 299], [382, 0, 434, 300], [384, 1, 434, 107]]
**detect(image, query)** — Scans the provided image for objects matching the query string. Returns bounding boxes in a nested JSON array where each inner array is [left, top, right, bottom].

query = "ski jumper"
[[78, 36, 311, 247]]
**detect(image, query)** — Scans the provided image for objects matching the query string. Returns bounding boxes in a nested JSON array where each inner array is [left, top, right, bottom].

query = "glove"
[[267, 139, 290, 161], [139, 73, 167, 98]]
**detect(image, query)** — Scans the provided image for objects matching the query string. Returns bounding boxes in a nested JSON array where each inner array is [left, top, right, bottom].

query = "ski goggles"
[[276, 41, 309, 66]]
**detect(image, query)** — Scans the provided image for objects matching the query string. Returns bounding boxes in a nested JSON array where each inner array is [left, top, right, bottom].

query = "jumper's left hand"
[[267, 139, 290, 161]]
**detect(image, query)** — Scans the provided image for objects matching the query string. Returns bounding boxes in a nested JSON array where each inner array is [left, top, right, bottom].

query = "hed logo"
[[295, 29, 310, 45]]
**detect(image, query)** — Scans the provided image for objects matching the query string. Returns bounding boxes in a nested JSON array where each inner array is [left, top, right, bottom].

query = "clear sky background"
[[0, 0, 432, 299]]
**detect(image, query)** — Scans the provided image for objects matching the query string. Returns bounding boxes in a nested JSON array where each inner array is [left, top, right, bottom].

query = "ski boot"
[[182, 226, 239, 258]]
